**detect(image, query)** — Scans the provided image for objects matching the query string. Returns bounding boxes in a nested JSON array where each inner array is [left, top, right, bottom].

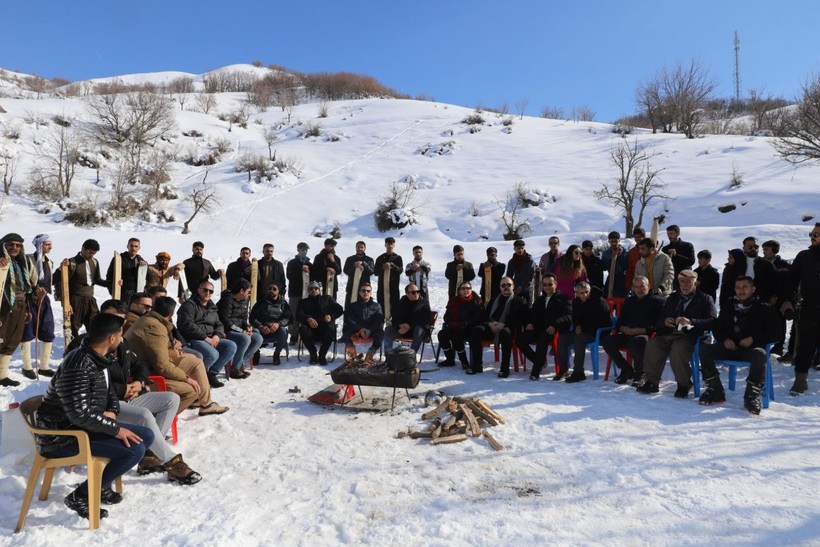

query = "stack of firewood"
[[397, 396, 506, 451]]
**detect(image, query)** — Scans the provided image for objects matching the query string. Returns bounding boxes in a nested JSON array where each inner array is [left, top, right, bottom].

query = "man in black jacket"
[[257, 243, 286, 296], [384, 283, 431, 354], [106, 238, 148, 304], [374, 237, 403, 322], [638, 270, 717, 398], [297, 281, 344, 365], [698, 276, 781, 414], [581, 240, 605, 299], [312, 238, 342, 301], [340, 282, 384, 364], [53, 239, 108, 339], [181, 241, 223, 299], [601, 276, 664, 385], [561, 282, 612, 383], [469, 276, 527, 377], [286, 242, 312, 345], [225, 247, 252, 290], [35, 313, 153, 520], [781, 225, 820, 394], [177, 280, 237, 386], [445, 245, 476, 299], [662, 225, 695, 291], [693, 250, 720, 303], [250, 280, 292, 365], [217, 279, 263, 379], [477, 246, 506, 306], [520, 273, 572, 380], [343, 241, 375, 307]]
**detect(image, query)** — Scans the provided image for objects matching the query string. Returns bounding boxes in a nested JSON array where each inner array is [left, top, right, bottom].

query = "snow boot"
[[698, 375, 726, 405], [637, 380, 659, 394], [790, 372, 808, 395], [614, 365, 635, 385], [439, 345, 456, 367], [272, 349, 282, 366], [165, 454, 203, 485], [744, 381, 764, 415], [457, 350, 470, 370], [565, 368, 587, 383], [64, 487, 108, 520]]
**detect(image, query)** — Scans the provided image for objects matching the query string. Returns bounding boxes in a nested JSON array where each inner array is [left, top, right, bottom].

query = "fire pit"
[[330, 361, 420, 410]]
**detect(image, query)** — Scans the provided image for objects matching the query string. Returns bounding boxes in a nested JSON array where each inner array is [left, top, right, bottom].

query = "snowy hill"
[[1, 66, 820, 545]]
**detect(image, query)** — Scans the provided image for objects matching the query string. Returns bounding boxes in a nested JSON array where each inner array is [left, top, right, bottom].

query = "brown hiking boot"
[[165, 454, 203, 485], [344, 345, 357, 362], [198, 402, 229, 416], [137, 451, 165, 475], [364, 349, 376, 366]]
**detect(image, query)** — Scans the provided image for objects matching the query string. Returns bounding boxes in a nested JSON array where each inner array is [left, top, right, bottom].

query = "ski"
[[0, 261, 10, 310], [137, 263, 148, 293], [249, 259, 259, 308], [177, 263, 192, 302], [60, 262, 72, 346], [350, 267, 363, 305], [607, 251, 617, 298], [301, 270, 309, 298], [326, 268, 335, 298], [483, 264, 491, 305], [112, 251, 122, 300], [384, 268, 392, 324]]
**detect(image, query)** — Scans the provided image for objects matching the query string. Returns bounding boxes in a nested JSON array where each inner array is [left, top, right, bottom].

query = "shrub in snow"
[[417, 141, 456, 157], [514, 183, 556, 208], [463, 113, 485, 126], [182, 129, 203, 138], [497, 189, 532, 241], [373, 180, 422, 232], [300, 122, 322, 138]]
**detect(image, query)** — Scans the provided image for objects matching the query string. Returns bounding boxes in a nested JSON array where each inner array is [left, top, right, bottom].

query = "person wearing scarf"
[[1, 232, 35, 386], [697, 276, 781, 414], [437, 282, 483, 368], [468, 276, 526, 377], [20, 233, 57, 379], [506, 240, 536, 305], [638, 269, 717, 398], [286, 242, 312, 346], [225, 247, 252, 290]]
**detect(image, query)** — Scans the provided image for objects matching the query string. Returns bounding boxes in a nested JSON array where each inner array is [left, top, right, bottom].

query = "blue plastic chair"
[[565, 317, 616, 380], [715, 343, 776, 409]]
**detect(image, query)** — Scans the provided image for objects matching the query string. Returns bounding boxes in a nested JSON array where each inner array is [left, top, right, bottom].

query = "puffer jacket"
[[35, 341, 120, 454], [250, 296, 292, 328], [217, 290, 251, 333], [177, 296, 225, 340], [66, 334, 149, 400], [344, 299, 384, 332], [125, 311, 188, 382]]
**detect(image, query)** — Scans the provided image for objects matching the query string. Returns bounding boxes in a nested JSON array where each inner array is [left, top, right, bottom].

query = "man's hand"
[[307, 318, 318, 328], [0, 257, 8, 268], [723, 339, 737, 351], [125, 381, 142, 401], [668, 249, 677, 257], [115, 426, 144, 448], [269, 323, 280, 333], [205, 335, 219, 348], [326, 268, 335, 276], [103, 411, 117, 421], [456, 264, 464, 271], [302, 264, 310, 273], [138, 260, 148, 267], [117, 279, 124, 287], [383, 262, 391, 271], [186, 376, 201, 395], [546, 326, 556, 335], [173, 339, 183, 351], [398, 323, 410, 335], [323, 314, 332, 323], [61, 258, 70, 268], [738, 336, 754, 349]]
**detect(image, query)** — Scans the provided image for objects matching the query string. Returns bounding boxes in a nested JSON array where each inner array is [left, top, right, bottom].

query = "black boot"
[[698, 375, 726, 405], [613, 365, 634, 385], [440, 345, 456, 367], [64, 487, 108, 520], [272, 349, 282, 366], [207, 372, 224, 388], [565, 368, 587, 383], [790, 372, 808, 395], [457, 350, 470, 370], [744, 381, 763, 415], [637, 380, 659, 394]]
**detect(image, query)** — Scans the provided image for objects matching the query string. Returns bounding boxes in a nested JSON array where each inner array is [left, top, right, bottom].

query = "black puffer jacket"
[[250, 296, 292, 328], [217, 290, 251, 333], [177, 296, 225, 340], [344, 299, 384, 332], [35, 342, 120, 454], [66, 334, 149, 400]]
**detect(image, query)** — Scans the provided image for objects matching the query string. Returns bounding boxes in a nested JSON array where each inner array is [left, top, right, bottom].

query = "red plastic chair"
[[148, 375, 178, 445], [395, 311, 438, 362], [516, 331, 561, 375]]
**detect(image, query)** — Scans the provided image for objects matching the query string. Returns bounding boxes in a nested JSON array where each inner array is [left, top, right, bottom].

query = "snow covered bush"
[[514, 182, 556, 208], [462, 113, 485, 126], [373, 179, 422, 232], [417, 141, 456, 157]]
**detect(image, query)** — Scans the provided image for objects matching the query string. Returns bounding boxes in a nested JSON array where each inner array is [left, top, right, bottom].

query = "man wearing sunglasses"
[[176, 280, 237, 388], [340, 283, 384, 365], [384, 283, 431, 354], [468, 276, 526, 377], [250, 281, 292, 365], [781, 224, 820, 394], [297, 281, 343, 365]]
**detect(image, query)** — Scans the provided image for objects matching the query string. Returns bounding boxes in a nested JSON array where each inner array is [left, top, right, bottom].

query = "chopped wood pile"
[[397, 396, 506, 451]]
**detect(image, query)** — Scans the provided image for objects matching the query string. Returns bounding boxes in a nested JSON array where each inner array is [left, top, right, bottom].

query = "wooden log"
[[466, 401, 498, 426], [408, 430, 433, 439], [432, 434, 468, 445], [431, 422, 443, 439], [447, 400, 459, 414], [427, 417, 442, 432], [459, 404, 482, 437], [474, 400, 506, 425], [422, 397, 452, 420], [482, 430, 504, 451]]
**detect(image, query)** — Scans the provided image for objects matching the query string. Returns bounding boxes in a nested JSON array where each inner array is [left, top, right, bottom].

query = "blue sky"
[[4, 1, 820, 121]]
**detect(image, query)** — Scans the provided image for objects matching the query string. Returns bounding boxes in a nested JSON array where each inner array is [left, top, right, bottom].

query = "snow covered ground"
[[1, 65, 820, 545]]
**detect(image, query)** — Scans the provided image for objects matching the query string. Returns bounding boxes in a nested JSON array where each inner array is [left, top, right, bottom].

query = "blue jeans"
[[187, 338, 237, 375], [227, 329, 264, 367], [263, 326, 288, 351], [44, 423, 154, 493]]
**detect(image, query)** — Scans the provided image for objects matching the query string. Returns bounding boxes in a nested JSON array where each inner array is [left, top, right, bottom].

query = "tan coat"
[[124, 310, 187, 382]]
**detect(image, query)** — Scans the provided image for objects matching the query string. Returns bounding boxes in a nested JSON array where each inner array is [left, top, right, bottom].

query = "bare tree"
[[263, 128, 277, 160], [30, 124, 81, 198], [571, 105, 596, 122], [635, 75, 672, 133], [540, 106, 564, 120], [773, 74, 820, 163], [594, 139, 672, 234], [514, 99, 529, 120], [496, 191, 531, 241], [0, 147, 18, 195], [196, 92, 217, 114], [182, 183, 220, 234]]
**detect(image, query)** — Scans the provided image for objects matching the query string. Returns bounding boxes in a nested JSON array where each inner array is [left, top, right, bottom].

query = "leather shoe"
[[497, 371, 509, 378]]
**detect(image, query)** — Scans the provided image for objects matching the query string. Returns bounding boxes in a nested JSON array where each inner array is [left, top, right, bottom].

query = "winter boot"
[[165, 454, 203, 485], [789, 372, 809, 395], [698, 375, 726, 405], [565, 368, 587, 383], [100, 485, 123, 505], [64, 487, 108, 520], [637, 380, 659, 394], [37, 341, 54, 376], [631, 371, 646, 388], [614, 365, 635, 385], [272, 349, 282, 366], [137, 450, 165, 475], [457, 350, 470, 370], [440, 345, 456, 367], [0, 355, 20, 387], [344, 345, 357, 362], [743, 381, 764, 415]]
